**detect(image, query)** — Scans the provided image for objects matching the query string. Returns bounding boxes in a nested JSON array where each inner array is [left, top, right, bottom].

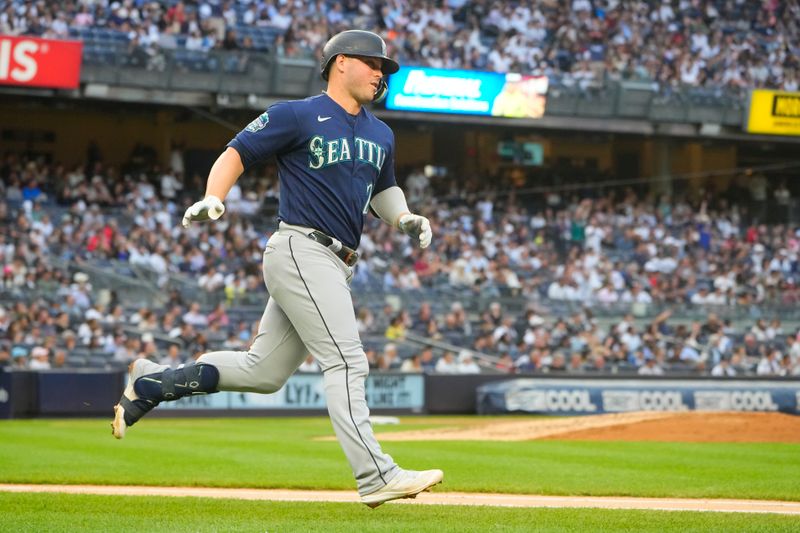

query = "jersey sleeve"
[[374, 129, 397, 194], [227, 101, 299, 170]]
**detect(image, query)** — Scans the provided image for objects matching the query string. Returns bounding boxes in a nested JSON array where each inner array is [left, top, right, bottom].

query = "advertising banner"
[[745, 89, 800, 136], [0, 35, 82, 89], [159, 373, 425, 411], [477, 378, 800, 415], [386, 66, 548, 118]]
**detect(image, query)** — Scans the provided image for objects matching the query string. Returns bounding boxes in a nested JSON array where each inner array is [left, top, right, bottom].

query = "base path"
[[2, 484, 799, 515]]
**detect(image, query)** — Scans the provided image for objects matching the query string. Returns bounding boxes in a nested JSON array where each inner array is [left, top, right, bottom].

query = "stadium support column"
[[686, 142, 705, 194], [653, 138, 672, 197], [155, 109, 173, 169]]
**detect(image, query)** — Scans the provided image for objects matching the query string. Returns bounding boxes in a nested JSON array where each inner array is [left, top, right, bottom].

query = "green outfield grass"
[[1, 493, 798, 533], [0, 417, 799, 501]]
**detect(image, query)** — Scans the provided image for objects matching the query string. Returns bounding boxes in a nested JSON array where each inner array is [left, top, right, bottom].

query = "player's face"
[[343, 55, 384, 104]]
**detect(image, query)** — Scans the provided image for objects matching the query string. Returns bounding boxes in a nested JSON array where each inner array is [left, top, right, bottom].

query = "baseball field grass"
[[2, 492, 799, 532], [1, 416, 799, 532], [1, 417, 798, 498]]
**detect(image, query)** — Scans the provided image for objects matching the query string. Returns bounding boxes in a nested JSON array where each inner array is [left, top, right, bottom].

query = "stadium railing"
[[76, 47, 744, 125]]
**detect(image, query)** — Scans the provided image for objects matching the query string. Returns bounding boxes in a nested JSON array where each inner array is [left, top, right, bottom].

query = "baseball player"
[[111, 30, 443, 508]]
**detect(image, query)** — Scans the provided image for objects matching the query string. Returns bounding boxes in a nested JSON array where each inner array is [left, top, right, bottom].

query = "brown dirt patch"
[[371, 412, 800, 443], [548, 412, 800, 443]]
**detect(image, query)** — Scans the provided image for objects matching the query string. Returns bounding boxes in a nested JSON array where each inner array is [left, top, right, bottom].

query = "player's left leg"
[[111, 358, 219, 439], [112, 295, 308, 439], [195, 296, 308, 393]]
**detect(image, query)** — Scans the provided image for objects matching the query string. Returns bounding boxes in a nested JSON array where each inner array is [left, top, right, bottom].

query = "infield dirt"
[[370, 412, 800, 443]]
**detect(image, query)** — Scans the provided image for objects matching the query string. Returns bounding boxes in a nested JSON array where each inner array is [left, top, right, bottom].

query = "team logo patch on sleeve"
[[245, 112, 269, 132]]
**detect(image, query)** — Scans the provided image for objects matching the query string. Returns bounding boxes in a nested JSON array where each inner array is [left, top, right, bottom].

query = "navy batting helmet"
[[320, 30, 400, 81]]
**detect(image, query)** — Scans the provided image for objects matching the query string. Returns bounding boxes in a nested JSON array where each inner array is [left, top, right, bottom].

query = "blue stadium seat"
[[66, 356, 88, 367], [233, 4, 245, 18], [87, 356, 108, 368]]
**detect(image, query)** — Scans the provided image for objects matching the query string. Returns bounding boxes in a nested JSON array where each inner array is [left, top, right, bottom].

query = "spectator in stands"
[[220, 328, 244, 350], [198, 266, 225, 292], [757, 348, 783, 376], [182, 302, 208, 328], [384, 314, 407, 341], [434, 350, 459, 373], [548, 352, 567, 373], [159, 344, 184, 368], [8, 129, 800, 378], [221, 28, 239, 51], [711, 356, 737, 377], [513, 348, 538, 373], [377, 343, 399, 371], [17, 0, 800, 95], [566, 353, 585, 374], [400, 353, 422, 373], [638, 355, 664, 376], [11, 346, 28, 368], [787, 335, 800, 366], [224, 269, 248, 304], [70, 272, 92, 309], [0, 343, 10, 368], [51, 348, 67, 369], [207, 302, 230, 329], [138, 332, 158, 360], [419, 346, 437, 373], [456, 350, 481, 374], [411, 301, 434, 332], [355, 307, 375, 334], [495, 353, 514, 373]]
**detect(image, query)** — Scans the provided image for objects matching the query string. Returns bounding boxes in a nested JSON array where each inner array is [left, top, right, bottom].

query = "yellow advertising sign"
[[746, 89, 800, 136]]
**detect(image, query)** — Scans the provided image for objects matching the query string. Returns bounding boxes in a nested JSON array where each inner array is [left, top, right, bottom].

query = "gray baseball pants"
[[197, 222, 399, 495]]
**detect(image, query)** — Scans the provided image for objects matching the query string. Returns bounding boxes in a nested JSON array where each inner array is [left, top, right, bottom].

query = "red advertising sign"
[[0, 35, 82, 89]]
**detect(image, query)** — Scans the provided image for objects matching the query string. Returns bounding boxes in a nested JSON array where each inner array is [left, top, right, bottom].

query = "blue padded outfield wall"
[[158, 373, 425, 412], [2, 369, 798, 418], [477, 378, 800, 415]]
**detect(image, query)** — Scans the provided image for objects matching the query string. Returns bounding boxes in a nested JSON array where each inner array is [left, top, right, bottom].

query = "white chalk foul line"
[[1, 484, 799, 515]]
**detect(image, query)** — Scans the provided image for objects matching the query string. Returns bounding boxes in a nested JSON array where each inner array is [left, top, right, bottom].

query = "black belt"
[[306, 230, 359, 267]]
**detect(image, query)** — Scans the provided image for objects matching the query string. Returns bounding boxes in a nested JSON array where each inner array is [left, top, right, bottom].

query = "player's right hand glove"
[[398, 213, 432, 249], [181, 195, 225, 228]]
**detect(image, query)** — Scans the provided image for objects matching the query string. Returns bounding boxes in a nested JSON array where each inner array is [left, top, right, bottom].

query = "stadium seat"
[[65, 356, 88, 368], [87, 356, 108, 368]]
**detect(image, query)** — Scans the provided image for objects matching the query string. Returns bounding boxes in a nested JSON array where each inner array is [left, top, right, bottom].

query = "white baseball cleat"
[[361, 469, 444, 508], [111, 358, 164, 439]]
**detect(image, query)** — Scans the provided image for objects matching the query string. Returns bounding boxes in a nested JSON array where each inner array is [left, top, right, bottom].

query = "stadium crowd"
[[2, 147, 800, 377], [1, 0, 798, 92]]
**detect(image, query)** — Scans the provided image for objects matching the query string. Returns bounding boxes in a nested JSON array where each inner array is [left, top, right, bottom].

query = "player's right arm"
[[181, 147, 243, 228], [204, 146, 244, 200], [182, 102, 298, 228]]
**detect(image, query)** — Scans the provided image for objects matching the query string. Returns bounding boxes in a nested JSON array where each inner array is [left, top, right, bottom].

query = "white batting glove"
[[181, 195, 226, 228], [398, 213, 432, 249]]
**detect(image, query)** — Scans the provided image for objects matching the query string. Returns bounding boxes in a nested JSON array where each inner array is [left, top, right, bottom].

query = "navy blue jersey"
[[228, 93, 397, 249]]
